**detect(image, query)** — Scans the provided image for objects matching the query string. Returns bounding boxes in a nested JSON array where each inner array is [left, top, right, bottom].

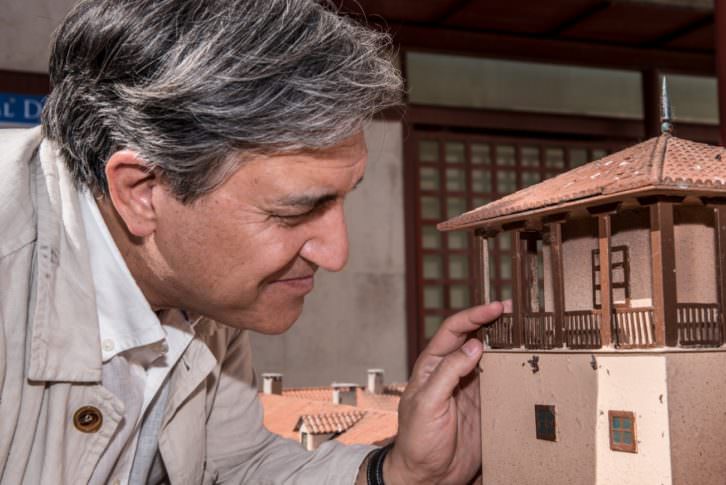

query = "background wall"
[[250, 120, 408, 387], [0, 0, 76, 73]]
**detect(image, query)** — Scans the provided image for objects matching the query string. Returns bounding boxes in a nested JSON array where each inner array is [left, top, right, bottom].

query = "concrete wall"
[[595, 355, 672, 485], [479, 352, 598, 485], [0, 0, 76, 73], [667, 351, 726, 485], [250, 120, 408, 387]]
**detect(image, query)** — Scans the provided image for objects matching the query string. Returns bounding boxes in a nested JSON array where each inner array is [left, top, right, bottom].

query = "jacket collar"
[[26, 137, 103, 382]]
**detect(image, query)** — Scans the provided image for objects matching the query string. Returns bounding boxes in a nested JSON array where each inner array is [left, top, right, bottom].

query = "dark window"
[[534, 404, 557, 441], [609, 411, 637, 453], [592, 245, 630, 308]]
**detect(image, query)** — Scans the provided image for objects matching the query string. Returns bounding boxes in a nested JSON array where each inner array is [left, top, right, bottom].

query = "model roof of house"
[[282, 386, 403, 412], [439, 134, 726, 232], [260, 394, 398, 446], [294, 411, 366, 435]]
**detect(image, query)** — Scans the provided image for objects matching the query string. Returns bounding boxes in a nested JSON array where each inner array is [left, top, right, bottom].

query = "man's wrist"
[[367, 442, 394, 485]]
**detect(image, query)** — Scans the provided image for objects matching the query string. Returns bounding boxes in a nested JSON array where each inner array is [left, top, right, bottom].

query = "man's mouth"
[[271, 275, 315, 295]]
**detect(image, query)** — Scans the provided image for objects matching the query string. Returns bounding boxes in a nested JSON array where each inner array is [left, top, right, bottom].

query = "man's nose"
[[300, 203, 349, 272]]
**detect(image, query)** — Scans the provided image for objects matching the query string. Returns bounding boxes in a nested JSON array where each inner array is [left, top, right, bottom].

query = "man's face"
[[150, 131, 368, 333]]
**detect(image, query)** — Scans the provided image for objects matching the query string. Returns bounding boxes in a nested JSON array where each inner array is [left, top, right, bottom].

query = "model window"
[[609, 411, 637, 453], [592, 245, 630, 307], [534, 404, 556, 441]]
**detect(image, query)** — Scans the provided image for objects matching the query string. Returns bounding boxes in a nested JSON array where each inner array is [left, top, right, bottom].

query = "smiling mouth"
[[271, 275, 315, 295]]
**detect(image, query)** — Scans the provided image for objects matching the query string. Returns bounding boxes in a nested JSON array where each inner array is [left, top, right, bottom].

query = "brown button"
[[73, 406, 103, 433]]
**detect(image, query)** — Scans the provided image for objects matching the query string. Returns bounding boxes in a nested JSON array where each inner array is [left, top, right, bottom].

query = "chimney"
[[366, 369, 384, 394], [261, 373, 283, 395], [331, 383, 358, 406]]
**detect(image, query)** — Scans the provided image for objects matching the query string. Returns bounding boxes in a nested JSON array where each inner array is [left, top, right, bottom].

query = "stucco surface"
[[479, 352, 598, 485], [667, 352, 726, 485], [251, 121, 407, 386], [674, 206, 717, 303], [595, 355, 672, 484]]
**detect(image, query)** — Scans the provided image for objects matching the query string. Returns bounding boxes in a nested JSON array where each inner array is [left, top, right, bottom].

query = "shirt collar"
[[78, 188, 167, 362]]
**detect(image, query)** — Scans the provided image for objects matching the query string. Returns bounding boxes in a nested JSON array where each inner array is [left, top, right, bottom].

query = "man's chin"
[[212, 300, 305, 335]]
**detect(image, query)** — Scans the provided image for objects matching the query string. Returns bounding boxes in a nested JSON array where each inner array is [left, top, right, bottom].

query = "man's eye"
[[272, 210, 315, 225]]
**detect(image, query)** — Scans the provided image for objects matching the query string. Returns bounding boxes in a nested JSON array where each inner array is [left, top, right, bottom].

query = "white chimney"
[[262, 373, 283, 395], [331, 383, 358, 406], [367, 369, 384, 394]]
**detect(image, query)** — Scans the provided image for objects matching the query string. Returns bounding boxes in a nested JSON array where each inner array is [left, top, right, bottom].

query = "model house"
[[439, 110, 726, 483], [259, 370, 401, 451]]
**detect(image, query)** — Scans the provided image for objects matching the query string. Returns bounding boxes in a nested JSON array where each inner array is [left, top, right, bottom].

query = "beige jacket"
[[0, 127, 372, 484]]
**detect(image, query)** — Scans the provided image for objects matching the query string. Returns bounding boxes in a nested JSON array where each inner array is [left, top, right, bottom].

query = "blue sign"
[[0, 93, 46, 125]]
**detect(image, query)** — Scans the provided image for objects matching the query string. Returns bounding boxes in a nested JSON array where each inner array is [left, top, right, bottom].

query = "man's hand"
[[383, 301, 507, 485]]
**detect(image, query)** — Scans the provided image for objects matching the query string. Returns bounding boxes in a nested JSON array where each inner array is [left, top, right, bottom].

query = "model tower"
[[440, 80, 726, 484]]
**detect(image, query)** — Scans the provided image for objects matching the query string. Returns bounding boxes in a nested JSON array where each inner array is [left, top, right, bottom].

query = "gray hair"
[[42, 0, 402, 202]]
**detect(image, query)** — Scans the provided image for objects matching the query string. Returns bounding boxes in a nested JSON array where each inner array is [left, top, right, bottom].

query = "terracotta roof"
[[283, 387, 333, 402], [281, 386, 403, 412], [294, 411, 365, 435], [439, 135, 726, 231], [260, 393, 398, 446], [335, 411, 398, 447]]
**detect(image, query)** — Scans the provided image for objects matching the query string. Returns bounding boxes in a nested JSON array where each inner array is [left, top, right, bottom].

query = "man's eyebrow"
[[276, 176, 364, 208]]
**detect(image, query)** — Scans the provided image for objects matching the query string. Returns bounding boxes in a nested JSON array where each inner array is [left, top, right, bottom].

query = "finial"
[[660, 76, 673, 135]]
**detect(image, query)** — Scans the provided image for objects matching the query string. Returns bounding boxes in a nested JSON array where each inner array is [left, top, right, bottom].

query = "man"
[[0, 0, 504, 483]]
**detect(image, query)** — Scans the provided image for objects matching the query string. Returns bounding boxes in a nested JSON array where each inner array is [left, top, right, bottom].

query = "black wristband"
[[366, 442, 394, 485]]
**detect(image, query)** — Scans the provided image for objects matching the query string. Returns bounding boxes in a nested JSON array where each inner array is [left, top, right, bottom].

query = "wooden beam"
[[512, 231, 526, 348], [716, 0, 726, 145], [650, 201, 677, 347], [0, 70, 50, 95], [403, 104, 720, 144], [598, 214, 613, 347], [642, 68, 661, 139], [713, 206, 726, 345], [479, 235, 491, 305], [436, 0, 475, 23], [549, 1, 611, 36], [389, 23, 715, 75], [645, 13, 713, 48], [549, 222, 566, 347], [526, 234, 539, 313], [477, 235, 491, 345]]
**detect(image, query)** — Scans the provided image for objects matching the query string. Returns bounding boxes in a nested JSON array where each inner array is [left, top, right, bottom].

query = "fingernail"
[[463, 339, 481, 357]]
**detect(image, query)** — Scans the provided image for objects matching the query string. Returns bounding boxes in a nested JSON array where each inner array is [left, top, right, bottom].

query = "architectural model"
[[439, 86, 726, 484]]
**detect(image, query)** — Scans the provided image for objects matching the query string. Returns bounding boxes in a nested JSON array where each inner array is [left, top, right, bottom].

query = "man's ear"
[[105, 150, 159, 237]]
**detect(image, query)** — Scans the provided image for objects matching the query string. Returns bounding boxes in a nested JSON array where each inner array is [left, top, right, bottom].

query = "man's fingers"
[[425, 302, 504, 359], [417, 338, 483, 407]]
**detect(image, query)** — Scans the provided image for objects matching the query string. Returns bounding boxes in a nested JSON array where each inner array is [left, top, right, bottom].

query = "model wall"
[[595, 355, 672, 484], [557, 207, 717, 313], [674, 206, 717, 303], [251, 121, 408, 386], [479, 352, 598, 484], [561, 213, 653, 311], [666, 352, 726, 485]]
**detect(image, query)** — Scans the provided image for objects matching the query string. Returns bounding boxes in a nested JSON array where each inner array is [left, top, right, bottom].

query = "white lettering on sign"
[[24, 99, 42, 119], [2, 97, 16, 118]]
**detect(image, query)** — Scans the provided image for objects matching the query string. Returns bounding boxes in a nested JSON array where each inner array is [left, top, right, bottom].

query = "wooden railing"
[[564, 311, 601, 349], [524, 312, 556, 349], [487, 313, 514, 348], [613, 307, 656, 348], [676, 303, 722, 346]]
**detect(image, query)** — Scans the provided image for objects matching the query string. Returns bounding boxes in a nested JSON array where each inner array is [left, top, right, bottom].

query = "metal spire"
[[661, 76, 673, 135]]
